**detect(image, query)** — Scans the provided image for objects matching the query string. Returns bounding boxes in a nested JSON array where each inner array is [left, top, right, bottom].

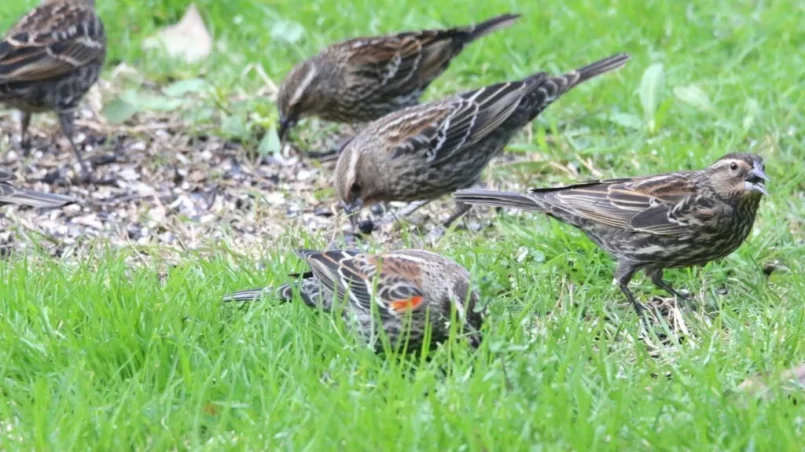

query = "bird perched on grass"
[[276, 13, 521, 144], [223, 249, 484, 352], [455, 153, 768, 315], [334, 53, 630, 230], [0, 168, 74, 207], [0, 0, 106, 181]]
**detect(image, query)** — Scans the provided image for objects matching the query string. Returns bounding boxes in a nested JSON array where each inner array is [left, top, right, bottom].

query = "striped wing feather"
[[532, 174, 704, 235], [0, 2, 104, 82]]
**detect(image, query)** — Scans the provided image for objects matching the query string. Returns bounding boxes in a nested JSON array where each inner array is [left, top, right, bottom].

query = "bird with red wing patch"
[[223, 249, 483, 352]]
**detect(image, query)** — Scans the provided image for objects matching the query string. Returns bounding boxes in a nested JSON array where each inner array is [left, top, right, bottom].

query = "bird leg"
[[645, 268, 692, 301], [444, 180, 484, 227], [442, 201, 472, 228], [20, 112, 32, 156], [421, 202, 473, 244], [614, 261, 646, 316], [377, 199, 432, 226], [58, 111, 91, 182]]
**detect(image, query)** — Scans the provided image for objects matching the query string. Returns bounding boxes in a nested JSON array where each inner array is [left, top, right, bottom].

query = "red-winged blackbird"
[[0, 168, 74, 207], [0, 0, 106, 179], [455, 153, 768, 314], [223, 249, 484, 352], [276, 13, 520, 143], [334, 53, 629, 230]]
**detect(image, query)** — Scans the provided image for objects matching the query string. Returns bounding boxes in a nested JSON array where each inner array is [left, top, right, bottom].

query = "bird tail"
[[222, 284, 294, 303], [2, 188, 76, 208], [454, 188, 543, 211], [566, 52, 631, 88], [463, 14, 521, 40], [517, 52, 629, 120]]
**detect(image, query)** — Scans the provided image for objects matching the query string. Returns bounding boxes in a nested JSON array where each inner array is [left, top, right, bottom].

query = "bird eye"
[[730, 162, 738, 171]]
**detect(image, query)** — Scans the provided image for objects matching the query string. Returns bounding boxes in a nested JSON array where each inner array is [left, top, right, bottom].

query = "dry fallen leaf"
[[142, 4, 212, 63]]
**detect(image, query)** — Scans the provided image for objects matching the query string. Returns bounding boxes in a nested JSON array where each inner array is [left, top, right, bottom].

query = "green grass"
[[3, 0, 805, 449]]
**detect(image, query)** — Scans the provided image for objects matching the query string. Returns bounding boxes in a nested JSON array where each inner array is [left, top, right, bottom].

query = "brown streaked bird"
[[0, 168, 75, 207], [223, 249, 484, 352], [334, 53, 630, 229], [0, 0, 106, 180], [455, 153, 768, 315], [276, 13, 521, 143]]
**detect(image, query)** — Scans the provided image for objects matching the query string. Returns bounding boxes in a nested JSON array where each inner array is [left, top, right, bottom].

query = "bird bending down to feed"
[[223, 249, 484, 352], [0, 0, 106, 181], [334, 53, 630, 231], [276, 13, 521, 145], [0, 168, 75, 207], [455, 153, 768, 315]]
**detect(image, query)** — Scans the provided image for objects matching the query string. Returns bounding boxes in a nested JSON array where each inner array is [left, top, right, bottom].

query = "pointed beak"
[[278, 116, 295, 144], [342, 199, 363, 231], [744, 163, 770, 196]]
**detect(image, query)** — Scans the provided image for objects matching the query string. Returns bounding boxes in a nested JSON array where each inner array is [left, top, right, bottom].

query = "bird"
[[0, 168, 75, 207], [455, 153, 768, 315], [0, 0, 106, 181], [334, 53, 630, 230], [223, 248, 484, 352], [276, 13, 521, 144]]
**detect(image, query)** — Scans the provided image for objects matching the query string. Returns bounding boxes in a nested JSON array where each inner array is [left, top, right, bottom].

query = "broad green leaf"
[[270, 19, 305, 44], [163, 78, 210, 97], [257, 128, 282, 155], [607, 112, 643, 130], [102, 98, 138, 124], [221, 115, 250, 139], [674, 85, 713, 113], [639, 63, 664, 128]]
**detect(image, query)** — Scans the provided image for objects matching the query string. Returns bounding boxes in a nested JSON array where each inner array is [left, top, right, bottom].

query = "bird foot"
[[86, 153, 119, 167], [327, 231, 363, 250], [42, 167, 113, 186], [17, 139, 33, 157]]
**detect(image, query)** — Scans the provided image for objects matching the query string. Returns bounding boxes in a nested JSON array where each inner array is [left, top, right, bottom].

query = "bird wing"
[[531, 172, 710, 236], [301, 250, 425, 315], [0, 168, 14, 184], [0, 168, 18, 200], [342, 30, 461, 93], [381, 76, 547, 165], [0, 2, 105, 82]]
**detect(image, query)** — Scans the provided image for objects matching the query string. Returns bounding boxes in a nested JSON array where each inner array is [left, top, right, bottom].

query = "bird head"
[[708, 153, 769, 199], [276, 61, 323, 143], [334, 138, 377, 228]]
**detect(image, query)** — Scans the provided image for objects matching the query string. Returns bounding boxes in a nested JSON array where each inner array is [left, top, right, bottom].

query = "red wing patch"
[[389, 295, 424, 312]]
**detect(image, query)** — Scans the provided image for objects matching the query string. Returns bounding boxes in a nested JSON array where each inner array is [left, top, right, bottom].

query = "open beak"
[[744, 163, 770, 196], [278, 116, 296, 144], [342, 199, 363, 231]]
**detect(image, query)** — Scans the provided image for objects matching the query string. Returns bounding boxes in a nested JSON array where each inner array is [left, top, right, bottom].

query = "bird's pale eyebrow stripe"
[[289, 64, 318, 107]]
